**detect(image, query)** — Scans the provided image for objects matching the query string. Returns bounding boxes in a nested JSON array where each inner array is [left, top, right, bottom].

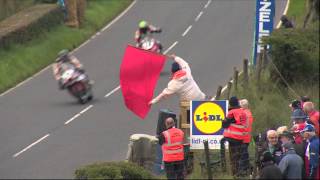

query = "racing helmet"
[[139, 20, 148, 29], [56, 49, 69, 62]]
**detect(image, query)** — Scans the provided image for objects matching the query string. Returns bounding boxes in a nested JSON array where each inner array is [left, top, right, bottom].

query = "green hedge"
[[74, 161, 154, 179], [0, 4, 63, 49], [264, 25, 319, 84]]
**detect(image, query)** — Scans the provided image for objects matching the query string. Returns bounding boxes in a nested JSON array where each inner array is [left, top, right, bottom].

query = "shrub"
[[264, 26, 319, 84], [74, 161, 154, 179]]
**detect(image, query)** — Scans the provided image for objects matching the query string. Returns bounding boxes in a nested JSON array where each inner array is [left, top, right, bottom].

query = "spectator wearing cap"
[[278, 142, 304, 179], [303, 102, 319, 135], [278, 130, 307, 177], [222, 96, 248, 176], [289, 99, 302, 112], [302, 124, 319, 179], [258, 151, 283, 179], [149, 54, 206, 105], [291, 109, 307, 144]]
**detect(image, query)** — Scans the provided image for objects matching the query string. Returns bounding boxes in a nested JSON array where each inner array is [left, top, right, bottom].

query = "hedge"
[[0, 3, 63, 49], [74, 161, 154, 179], [264, 24, 319, 84]]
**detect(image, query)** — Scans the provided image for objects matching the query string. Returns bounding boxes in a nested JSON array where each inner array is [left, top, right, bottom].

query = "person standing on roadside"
[[222, 96, 248, 176], [278, 142, 304, 179], [302, 124, 319, 179], [157, 117, 185, 179], [149, 54, 206, 105]]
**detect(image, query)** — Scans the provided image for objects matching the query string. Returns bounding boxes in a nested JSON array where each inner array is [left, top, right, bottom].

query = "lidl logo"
[[191, 101, 227, 135]]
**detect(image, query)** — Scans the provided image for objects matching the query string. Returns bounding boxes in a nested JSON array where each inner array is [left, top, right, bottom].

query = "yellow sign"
[[193, 102, 225, 134]]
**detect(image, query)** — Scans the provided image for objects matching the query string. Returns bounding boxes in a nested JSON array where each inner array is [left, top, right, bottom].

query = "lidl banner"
[[190, 101, 228, 149], [253, 0, 275, 65]]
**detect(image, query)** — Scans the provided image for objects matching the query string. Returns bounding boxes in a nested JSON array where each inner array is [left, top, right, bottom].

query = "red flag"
[[120, 45, 166, 119]]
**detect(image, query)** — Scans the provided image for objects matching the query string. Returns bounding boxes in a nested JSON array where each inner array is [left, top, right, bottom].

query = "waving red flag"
[[120, 45, 166, 119]]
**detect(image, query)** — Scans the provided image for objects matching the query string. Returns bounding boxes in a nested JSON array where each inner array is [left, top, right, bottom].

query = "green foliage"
[[264, 26, 319, 84], [74, 161, 154, 179]]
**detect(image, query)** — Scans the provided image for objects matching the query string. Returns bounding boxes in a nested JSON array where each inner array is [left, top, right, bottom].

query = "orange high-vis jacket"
[[223, 108, 249, 141], [242, 108, 254, 143], [162, 127, 184, 162]]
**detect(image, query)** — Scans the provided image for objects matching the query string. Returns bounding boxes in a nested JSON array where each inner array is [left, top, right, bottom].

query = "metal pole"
[[204, 140, 213, 180]]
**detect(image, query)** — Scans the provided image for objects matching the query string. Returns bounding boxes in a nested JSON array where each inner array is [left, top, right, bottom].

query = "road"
[[0, 0, 287, 178]]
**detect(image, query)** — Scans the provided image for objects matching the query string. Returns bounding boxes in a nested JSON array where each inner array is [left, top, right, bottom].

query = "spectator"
[[222, 96, 248, 176], [303, 102, 319, 135], [277, 126, 288, 136], [149, 54, 206, 105], [302, 124, 319, 179], [157, 117, 185, 179], [280, 15, 294, 28], [239, 99, 254, 176], [257, 130, 283, 170], [278, 130, 307, 177], [278, 142, 304, 179], [259, 151, 283, 179], [289, 99, 302, 112], [291, 109, 307, 144], [57, 0, 67, 21]]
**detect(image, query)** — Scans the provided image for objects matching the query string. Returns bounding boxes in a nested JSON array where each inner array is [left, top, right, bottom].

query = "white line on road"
[[64, 105, 94, 125], [182, 25, 192, 37], [204, 0, 212, 9], [164, 41, 178, 55], [105, 86, 121, 97], [13, 134, 50, 158], [195, 11, 204, 22]]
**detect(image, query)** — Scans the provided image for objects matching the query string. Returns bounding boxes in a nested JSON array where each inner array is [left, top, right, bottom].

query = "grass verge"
[[0, 0, 132, 94]]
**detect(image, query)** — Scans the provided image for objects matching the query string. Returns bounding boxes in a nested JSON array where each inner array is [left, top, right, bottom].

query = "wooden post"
[[204, 140, 213, 180], [215, 86, 223, 100], [243, 59, 249, 87], [233, 67, 239, 92], [226, 81, 232, 100]]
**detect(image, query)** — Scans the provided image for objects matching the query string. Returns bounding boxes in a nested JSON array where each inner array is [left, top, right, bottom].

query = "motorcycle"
[[60, 67, 93, 104], [138, 30, 163, 54]]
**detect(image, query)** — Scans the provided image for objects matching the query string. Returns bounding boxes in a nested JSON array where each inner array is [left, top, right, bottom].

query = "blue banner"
[[253, 0, 275, 65]]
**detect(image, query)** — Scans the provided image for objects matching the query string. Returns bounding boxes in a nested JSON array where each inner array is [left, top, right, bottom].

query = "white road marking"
[[64, 104, 94, 125], [13, 134, 50, 158], [164, 41, 178, 55], [204, 0, 212, 9], [195, 11, 203, 22], [182, 25, 192, 37], [0, 0, 137, 98], [105, 86, 121, 97]]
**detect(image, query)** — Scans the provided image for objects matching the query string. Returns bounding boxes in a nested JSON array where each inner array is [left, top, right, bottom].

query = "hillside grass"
[[187, 0, 319, 179], [0, 0, 132, 94]]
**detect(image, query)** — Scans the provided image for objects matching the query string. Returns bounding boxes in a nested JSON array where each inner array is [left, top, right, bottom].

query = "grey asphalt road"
[[0, 0, 287, 178]]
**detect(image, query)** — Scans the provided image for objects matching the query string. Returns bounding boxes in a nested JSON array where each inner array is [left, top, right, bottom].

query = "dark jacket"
[[259, 161, 283, 179], [258, 142, 283, 167]]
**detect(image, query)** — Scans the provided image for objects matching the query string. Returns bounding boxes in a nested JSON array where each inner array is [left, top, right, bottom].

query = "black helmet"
[[56, 49, 69, 62]]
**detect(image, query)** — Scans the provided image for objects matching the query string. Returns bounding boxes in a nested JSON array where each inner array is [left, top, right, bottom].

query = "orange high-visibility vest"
[[162, 127, 184, 162], [223, 108, 249, 141], [243, 108, 254, 143]]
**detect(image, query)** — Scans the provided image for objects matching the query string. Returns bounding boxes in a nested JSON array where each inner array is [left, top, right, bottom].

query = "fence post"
[[243, 59, 249, 87], [215, 85, 223, 100], [226, 80, 232, 100], [233, 67, 239, 92], [204, 140, 213, 180]]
